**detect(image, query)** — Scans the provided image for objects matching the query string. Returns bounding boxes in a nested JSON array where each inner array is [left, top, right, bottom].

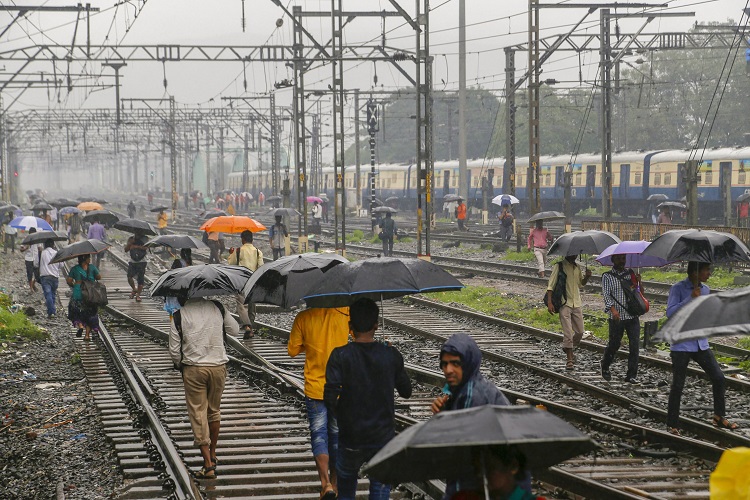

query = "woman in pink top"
[[527, 220, 554, 277]]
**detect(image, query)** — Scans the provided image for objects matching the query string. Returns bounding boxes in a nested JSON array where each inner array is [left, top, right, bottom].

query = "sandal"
[[211, 456, 218, 467], [129, 291, 136, 299], [713, 416, 739, 430], [667, 426, 681, 436], [135, 295, 142, 302], [195, 465, 216, 479], [565, 360, 574, 371], [320, 484, 336, 500]]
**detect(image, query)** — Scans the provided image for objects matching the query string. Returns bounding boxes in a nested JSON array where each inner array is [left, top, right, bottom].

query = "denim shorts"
[[305, 397, 338, 458]]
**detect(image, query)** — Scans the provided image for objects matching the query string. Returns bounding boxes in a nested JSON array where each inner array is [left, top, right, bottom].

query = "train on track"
[[228, 147, 750, 218]]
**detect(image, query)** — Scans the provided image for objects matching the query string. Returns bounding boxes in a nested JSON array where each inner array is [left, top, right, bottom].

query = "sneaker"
[[76, 328, 83, 338], [624, 376, 639, 384], [600, 361, 611, 381]]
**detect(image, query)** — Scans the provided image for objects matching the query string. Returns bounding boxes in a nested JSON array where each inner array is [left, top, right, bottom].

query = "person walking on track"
[[227, 230, 263, 339]]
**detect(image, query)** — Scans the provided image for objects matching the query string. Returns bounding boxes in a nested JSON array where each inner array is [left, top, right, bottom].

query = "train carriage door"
[[555, 166, 564, 197], [619, 164, 630, 199], [586, 165, 596, 198], [443, 170, 450, 195]]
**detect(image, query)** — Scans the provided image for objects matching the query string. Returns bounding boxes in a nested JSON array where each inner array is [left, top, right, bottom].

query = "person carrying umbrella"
[[269, 215, 289, 261], [312, 200, 322, 229], [68, 211, 83, 243], [87, 219, 107, 268], [456, 199, 468, 231], [227, 230, 264, 339], [288, 305, 350, 500], [124, 232, 149, 302], [65, 254, 102, 342], [324, 298, 412, 500], [429, 333, 516, 499], [546, 256, 591, 370], [600, 254, 644, 384], [665, 262, 738, 435], [168, 292, 240, 479], [497, 206, 514, 243], [19, 228, 41, 292], [378, 212, 397, 257], [127, 200, 137, 219], [527, 220, 554, 278], [39, 239, 61, 319], [164, 249, 193, 318], [657, 207, 672, 225], [157, 209, 168, 235]]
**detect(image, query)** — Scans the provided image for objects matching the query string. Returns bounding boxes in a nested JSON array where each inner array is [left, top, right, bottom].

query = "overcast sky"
[[1, 0, 744, 114]]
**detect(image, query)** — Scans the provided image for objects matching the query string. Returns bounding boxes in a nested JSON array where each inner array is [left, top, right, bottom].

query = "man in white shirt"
[[169, 296, 239, 479], [3, 211, 17, 253], [20, 228, 41, 292], [38, 239, 61, 318]]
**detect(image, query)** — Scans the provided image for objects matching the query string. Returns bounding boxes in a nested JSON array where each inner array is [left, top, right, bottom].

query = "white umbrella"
[[491, 194, 520, 206]]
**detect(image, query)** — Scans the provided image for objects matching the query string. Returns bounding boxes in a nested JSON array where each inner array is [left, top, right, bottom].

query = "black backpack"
[[129, 236, 147, 261], [610, 270, 649, 316], [543, 262, 567, 313]]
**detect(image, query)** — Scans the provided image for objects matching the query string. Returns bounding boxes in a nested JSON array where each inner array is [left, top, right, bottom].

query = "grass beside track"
[[0, 293, 46, 343]]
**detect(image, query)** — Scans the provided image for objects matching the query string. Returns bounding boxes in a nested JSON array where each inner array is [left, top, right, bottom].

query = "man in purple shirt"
[[87, 219, 106, 268], [665, 261, 738, 435]]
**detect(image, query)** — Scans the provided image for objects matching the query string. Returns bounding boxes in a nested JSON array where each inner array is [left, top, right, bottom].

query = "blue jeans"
[[336, 445, 390, 500], [667, 349, 725, 428], [305, 397, 338, 465], [40, 276, 58, 316]]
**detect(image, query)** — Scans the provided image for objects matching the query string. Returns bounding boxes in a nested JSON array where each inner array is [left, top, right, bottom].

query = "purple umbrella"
[[306, 196, 324, 204], [596, 240, 672, 268]]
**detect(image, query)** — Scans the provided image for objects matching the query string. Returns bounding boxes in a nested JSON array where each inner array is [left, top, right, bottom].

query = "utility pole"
[[331, 0, 346, 254], [685, 160, 699, 225], [169, 96, 177, 219], [367, 98, 379, 232], [458, 0, 467, 202], [528, 0, 541, 215], [600, 8, 613, 221], [242, 123, 249, 194], [293, 5, 309, 244], [354, 89, 361, 209], [218, 126, 224, 192]]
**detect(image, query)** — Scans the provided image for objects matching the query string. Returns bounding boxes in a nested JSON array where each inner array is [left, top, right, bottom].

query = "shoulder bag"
[[542, 262, 567, 313], [81, 269, 108, 306]]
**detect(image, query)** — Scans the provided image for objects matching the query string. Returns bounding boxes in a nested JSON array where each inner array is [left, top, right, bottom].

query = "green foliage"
[[430, 286, 609, 340], [738, 337, 750, 350], [640, 266, 740, 289], [504, 250, 536, 262], [0, 297, 46, 342], [347, 229, 365, 243], [397, 236, 413, 243], [70, 353, 81, 365]]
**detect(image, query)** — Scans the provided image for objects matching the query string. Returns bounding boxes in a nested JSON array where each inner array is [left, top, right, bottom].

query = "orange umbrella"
[[77, 201, 103, 211], [199, 215, 266, 233]]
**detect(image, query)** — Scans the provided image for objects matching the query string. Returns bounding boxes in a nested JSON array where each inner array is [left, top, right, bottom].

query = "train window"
[[654, 173, 661, 186], [634, 172, 641, 185], [575, 172, 582, 186], [704, 171, 713, 185], [740, 171, 747, 184], [664, 173, 672, 185], [545, 173, 551, 186]]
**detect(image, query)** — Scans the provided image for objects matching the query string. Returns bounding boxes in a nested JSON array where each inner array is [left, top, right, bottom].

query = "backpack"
[[543, 262, 567, 313], [611, 270, 649, 316], [129, 236, 147, 261]]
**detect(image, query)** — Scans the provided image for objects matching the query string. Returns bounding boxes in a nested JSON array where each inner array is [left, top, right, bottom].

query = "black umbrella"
[[385, 196, 400, 203], [203, 210, 229, 219], [547, 230, 621, 257], [0, 204, 20, 213], [20, 230, 68, 245], [362, 405, 596, 484], [150, 206, 169, 213], [737, 193, 750, 203], [114, 218, 158, 236], [653, 286, 750, 345], [641, 229, 750, 263], [31, 201, 53, 211], [265, 195, 283, 202], [267, 207, 301, 218], [372, 206, 398, 214], [50, 198, 80, 208], [302, 256, 464, 308], [657, 201, 686, 210], [150, 264, 253, 298], [145, 234, 208, 250], [242, 253, 348, 309], [526, 211, 565, 223], [77, 196, 108, 204], [646, 194, 669, 201], [443, 194, 463, 202], [82, 210, 120, 225], [50, 239, 110, 264]]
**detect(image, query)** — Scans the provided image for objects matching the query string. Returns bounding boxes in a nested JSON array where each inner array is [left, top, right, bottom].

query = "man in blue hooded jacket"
[[430, 333, 513, 499]]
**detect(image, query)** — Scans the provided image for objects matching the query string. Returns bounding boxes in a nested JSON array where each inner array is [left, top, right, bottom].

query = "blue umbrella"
[[595, 240, 672, 268], [59, 206, 82, 215], [10, 216, 52, 231]]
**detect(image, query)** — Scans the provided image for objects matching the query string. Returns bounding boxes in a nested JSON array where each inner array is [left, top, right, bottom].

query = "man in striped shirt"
[[600, 254, 642, 384]]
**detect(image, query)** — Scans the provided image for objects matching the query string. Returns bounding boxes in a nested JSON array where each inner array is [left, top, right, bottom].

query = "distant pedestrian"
[[269, 215, 289, 260], [312, 201, 322, 228], [184, 192, 189, 210], [20, 227, 41, 292], [38, 239, 61, 318], [527, 220, 554, 278], [147, 192, 154, 206], [657, 207, 672, 225], [206, 231, 221, 264], [430, 333, 513, 500], [164, 249, 192, 318], [124, 232, 149, 302], [157, 210, 168, 235], [600, 254, 643, 384], [50, 207, 58, 230], [322, 199, 329, 223], [456, 199, 468, 231], [68, 213, 82, 243], [498, 206, 514, 242], [87, 219, 107, 267], [546, 255, 591, 370], [66, 254, 101, 341], [3, 211, 17, 253], [169, 295, 239, 479], [665, 262, 738, 435], [127, 200, 137, 219], [227, 230, 263, 339], [378, 212, 397, 257], [324, 298, 412, 500], [288, 306, 350, 500]]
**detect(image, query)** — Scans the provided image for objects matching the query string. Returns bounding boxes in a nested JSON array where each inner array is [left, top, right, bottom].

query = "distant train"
[[228, 148, 750, 218]]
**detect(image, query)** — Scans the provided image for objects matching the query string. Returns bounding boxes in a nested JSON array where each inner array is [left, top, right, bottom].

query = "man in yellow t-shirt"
[[227, 230, 264, 339], [288, 307, 350, 500], [157, 210, 168, 235]]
